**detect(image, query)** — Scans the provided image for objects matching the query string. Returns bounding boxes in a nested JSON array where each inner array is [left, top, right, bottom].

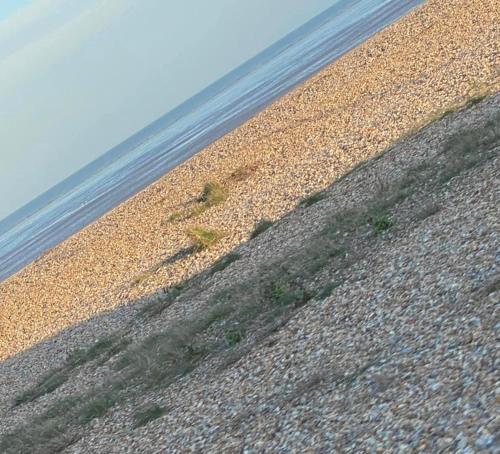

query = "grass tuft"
[[131, 269, 155, 287], [77, 389, 121, 425], [228, 163, 259, 182], [300, 191, 325, 208], [167, 205, 206, 223], [14, 335, 129, 407], [271, 285, 310, 308], [139, 285, 184, 318], [167, 181, 228, 222], [209, 252, 241, 276], [250, 219, 274, 239], [187, 227, 224, 250], [370, 214, 393, 234], [200, 181, 228, 206], [317, 282, 341, 300], [0, 423, 82, 454], [133, 403, 167, 428], [14, 369, 70, 407], [224, 329, 244, 347], [67, 337, 114, 367]]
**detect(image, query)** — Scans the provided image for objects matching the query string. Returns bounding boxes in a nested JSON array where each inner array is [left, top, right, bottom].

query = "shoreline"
[[0, 0, 499, 361], [0, 0, 424, 284]]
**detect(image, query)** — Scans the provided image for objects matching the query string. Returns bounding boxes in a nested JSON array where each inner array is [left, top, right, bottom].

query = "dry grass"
[[413, 201, 441, 221], [250, 219, 274, 239], [209, 252, 241, 276], [228, 163, 260, 182], [167, 205, 206, 223], [167, 181, 228, 222], [200, 181, 228, 206], [131, 269, 156, 287], [139, 284, 185, 318], [299, 191, 326, 208], [14, 336, 130, 407], [133, 403, 167, 428]]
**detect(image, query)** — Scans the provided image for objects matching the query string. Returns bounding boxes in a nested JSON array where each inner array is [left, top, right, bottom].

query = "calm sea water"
[[0, 0, 423, 282]]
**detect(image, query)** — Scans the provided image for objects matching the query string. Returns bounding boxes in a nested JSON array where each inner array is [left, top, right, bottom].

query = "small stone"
[[475, 430, 494, 450]]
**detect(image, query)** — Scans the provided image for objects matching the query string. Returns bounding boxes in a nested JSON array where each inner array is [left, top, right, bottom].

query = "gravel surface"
[[0, 0, 499, 362], [69, 96, 500, 453], [0, 88, 498, 453]]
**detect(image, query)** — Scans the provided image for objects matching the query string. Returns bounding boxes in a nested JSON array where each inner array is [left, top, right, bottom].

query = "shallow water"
[[0, 0, 423, 282]]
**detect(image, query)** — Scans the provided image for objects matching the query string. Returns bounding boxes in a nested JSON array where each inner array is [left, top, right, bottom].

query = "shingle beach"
[[0, 0, 499, 451]]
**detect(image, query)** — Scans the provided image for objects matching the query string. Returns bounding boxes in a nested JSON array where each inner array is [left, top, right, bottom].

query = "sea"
[[0, 0, 423, 283]]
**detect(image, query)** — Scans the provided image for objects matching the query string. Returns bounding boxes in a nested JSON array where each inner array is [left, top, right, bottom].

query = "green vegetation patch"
[[271, 283, 310, 308], [14, 368, 71, 407], [77, 388, 122, 425], [187, 226, 224, 250], [200, 181, 228, 206], [370, 214, 393, 234], [0, 419, 82, 454], [67, 337, 127, 368], [224, 329, 244, 347]]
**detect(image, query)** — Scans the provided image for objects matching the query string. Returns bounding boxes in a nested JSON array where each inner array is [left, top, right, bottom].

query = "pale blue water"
[[0, 0, 423, 282]]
